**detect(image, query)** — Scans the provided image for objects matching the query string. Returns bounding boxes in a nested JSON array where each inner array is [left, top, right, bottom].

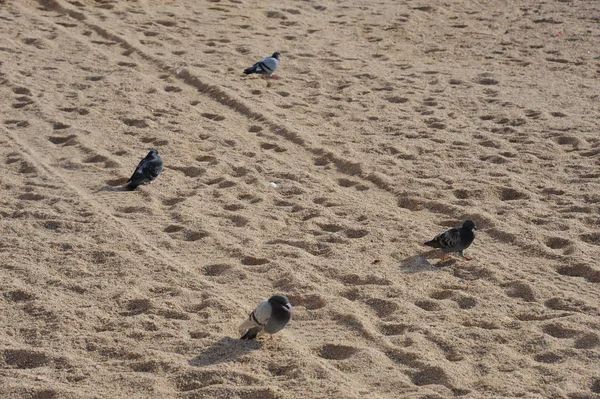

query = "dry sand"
[[1, 0, 599, 398]]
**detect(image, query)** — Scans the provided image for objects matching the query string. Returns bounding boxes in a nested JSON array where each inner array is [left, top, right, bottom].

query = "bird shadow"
[[188, 336, 262, 367], [400, 250, 456, 273], [95, 185, 128, 193], [92, 181, 132, 193]]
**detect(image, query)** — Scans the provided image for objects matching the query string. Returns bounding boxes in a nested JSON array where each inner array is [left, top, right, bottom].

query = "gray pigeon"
[[239, 295, 292, 340], [424, 220, 477, 260], [243, 52, 280, 79], [125, 149, 163, 191]]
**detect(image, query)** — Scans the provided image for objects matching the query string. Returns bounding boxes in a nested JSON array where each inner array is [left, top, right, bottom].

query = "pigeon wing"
[[239, 300, 272, 337], [145, 158, 163, 180], [128, 158, 147, 183], [259, 57, 278, 74], [435, 228, 461, 249]]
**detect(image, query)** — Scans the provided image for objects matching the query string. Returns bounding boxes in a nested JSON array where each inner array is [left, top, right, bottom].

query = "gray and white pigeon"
[[424, 220, 477, 260], [243, 52, 280, 79], [239, 295, 292, 340], [125, 149, 163, 191]]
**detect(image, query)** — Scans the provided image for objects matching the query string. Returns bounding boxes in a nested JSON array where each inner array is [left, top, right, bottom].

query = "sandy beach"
[[1, 0, 599, 398]]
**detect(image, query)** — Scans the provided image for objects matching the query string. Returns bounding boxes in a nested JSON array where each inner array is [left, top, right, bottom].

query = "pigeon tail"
[[124, 181, 141, 191], [424, 239, 441, 248], [244, 65, 259, 75], [240, 327, 261, 340]]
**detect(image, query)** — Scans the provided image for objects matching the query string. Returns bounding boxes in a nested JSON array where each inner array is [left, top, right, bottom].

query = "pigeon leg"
[[441, 253, 449, 261], [271, 74, 279, 79], [459, 250, 472, 261]]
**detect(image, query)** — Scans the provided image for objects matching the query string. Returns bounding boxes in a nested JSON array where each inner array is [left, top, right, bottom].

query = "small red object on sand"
[[557, 31, 563, 35]]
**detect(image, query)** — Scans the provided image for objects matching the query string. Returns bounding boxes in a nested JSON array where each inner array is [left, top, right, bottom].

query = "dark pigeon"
[[424, 220, 477, 260], [125, 149, 163, 191], [240, 295, 292, 340], [243, 52, 280, 78]]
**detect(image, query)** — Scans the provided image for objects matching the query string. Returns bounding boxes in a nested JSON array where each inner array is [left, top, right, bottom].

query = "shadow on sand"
[[189, 337, 262, 367], [400, 249, 457, 273], [95, 185, 128, 192]]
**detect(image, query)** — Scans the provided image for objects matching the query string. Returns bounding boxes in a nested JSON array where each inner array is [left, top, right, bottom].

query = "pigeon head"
[[268, 295, 290, 308], [462, 220, 477, 231], [272, 52, 281, 60], [148, 149, 159, 157]]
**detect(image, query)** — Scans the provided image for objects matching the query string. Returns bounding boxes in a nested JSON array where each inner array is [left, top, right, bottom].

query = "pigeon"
[[125, 149, 163, 191], [424, 220, 477, 260], [243, 52, 280, 79], [239, 295, 292, 340]]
